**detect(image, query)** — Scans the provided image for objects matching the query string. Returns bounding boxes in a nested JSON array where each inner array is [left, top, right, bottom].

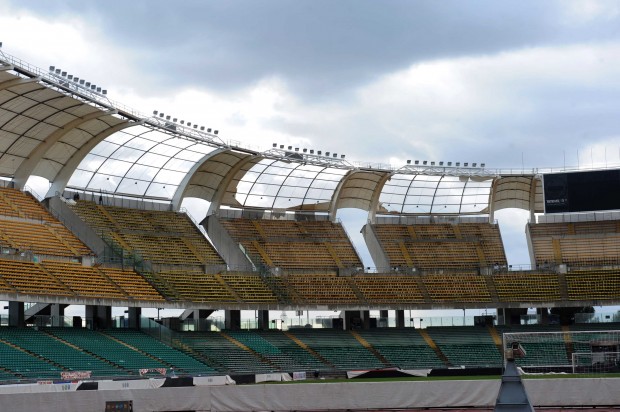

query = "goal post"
[[501, 330, 620, 375]]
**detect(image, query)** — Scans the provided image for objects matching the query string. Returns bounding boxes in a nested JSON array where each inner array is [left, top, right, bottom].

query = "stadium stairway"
[[356, 329, 444, 369], [424, 326, 502, 367], [0, 337, 63, 380], [253, 330, 328, 372], [102, 329, 215, 375], [418, 329, 451, 366], [219, 331, 282, 371], [349, 330, 390, 365], [282, 330, 334, 369]]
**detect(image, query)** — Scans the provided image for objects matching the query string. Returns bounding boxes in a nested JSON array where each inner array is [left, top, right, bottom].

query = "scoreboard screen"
[[543, 170, 620, 213]]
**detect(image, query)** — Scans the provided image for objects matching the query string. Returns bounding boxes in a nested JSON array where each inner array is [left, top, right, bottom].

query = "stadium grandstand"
[[1, 48, 620, 411]]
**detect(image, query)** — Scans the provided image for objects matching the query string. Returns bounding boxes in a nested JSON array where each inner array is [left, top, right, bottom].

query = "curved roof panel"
[[492, 176, 543, 213], [0, 52, 568, 218], [68, 124, 218, 199], [180, 149, 254, 203], [336, 170, 388, 211], [378, 174, 493, 215], [222, 158, 348, 211], [0, 67, 128, 186]]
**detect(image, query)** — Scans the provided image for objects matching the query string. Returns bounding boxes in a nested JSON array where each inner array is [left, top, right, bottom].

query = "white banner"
[[292, 371, 306, 381], [60, 371, 91, 380]]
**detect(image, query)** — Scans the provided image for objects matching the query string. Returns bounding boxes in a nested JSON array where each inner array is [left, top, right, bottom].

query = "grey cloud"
[[12, 0, 620, 99]]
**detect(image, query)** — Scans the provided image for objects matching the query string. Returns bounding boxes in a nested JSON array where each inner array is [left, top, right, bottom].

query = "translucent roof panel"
[[232, 159, 348, 210], [379, 174, 493, 215], [67, 124, 217, 199]]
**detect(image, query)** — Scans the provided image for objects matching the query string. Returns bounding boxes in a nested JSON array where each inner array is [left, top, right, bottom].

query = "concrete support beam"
[[50, 304, 65, 327], [225, 309, 241, 330], [395, 310, 405, 328], [344, 310, 369, 330], [86, 305, 112, 330], [257, 310, 270, 331], [8, 301, 24, 327], [128, 307, 141, 329]]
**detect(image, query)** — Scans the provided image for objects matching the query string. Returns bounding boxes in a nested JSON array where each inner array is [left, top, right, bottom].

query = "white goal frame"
[[502, 329, 620, 375]]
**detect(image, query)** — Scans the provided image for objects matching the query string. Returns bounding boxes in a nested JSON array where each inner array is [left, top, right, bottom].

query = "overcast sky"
[[2, 1, 620, 318]]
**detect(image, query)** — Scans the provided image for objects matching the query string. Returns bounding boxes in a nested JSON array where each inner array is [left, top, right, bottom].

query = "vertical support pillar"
[[86, 305, 112, 329], [8, 301, 24, 327], [344, 310, 366, 330], [50, 304, 65, 327], [379, 310, 389, 328], [225, 310, 241, 330], [257, 310, 269, 330], [128, 307, 142, 329], [395, 310, 405, 328], [537, 308, 548, 325], [361, 310, 370, 330]]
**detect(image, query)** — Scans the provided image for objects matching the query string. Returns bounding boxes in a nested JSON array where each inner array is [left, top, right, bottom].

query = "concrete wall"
[[2, 377, 620, 412], [46, 196, 107, 257], [204, 215, 254, 271], [361, 223, 388, 269]]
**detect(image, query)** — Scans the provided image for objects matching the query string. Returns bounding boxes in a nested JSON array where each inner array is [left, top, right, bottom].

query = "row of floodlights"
[[153, 111, 218, 134], [273, 143, 345, 159], [48, 66, 107, 95], [407, 160, 485, 168]]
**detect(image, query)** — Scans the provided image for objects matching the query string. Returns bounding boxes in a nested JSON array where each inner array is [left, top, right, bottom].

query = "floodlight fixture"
[[464, 162, 469, 167], [200, 126, 205, 131], [166, 115, 171, 120], [172, 118, 177, 123], [431, 161, 435, 166], [0, 42, 2, 48], [439, 161, 444, 166], [207, 128, 212, 133], [273, 143, 277, 147], [423, 161, 427, 165], [317, 151, 322, 155], [333, 153, 338, 158], [472, 162, 477, 167], [288, 146, 292, 150], [73, 77, 79, 83], [280, 145, 284, 149], [341, 154, 345, 159], [79, 80, 85, 85], [214, 130, 219, 135], [309, 150, 314, 154], [67, 75, 73, 80], [295, 148, 299, 152], [407, 160, 411, 164], [481, 163, 485, 168], [96, 87, 101, 93], [85, 82, 91, 87], [414, 160, 419, 165], [180, 120, 185, 125], [303, 148, 307, 153], [193, 125, 197, 129], [447, 161, 452, 166], [55, 69, 61, 74], [159, 113, 164, 118], [187, 122, 191, 127], [61, 71, 67, 77], [456, 162, 460, 166], [49, 66, 55, 72]]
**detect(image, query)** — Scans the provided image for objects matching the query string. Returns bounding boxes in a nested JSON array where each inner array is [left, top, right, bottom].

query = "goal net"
[[502, 330, 620, 375]]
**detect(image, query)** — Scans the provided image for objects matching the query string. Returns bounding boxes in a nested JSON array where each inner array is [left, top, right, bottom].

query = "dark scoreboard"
[[543, 170, 620, 214]]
